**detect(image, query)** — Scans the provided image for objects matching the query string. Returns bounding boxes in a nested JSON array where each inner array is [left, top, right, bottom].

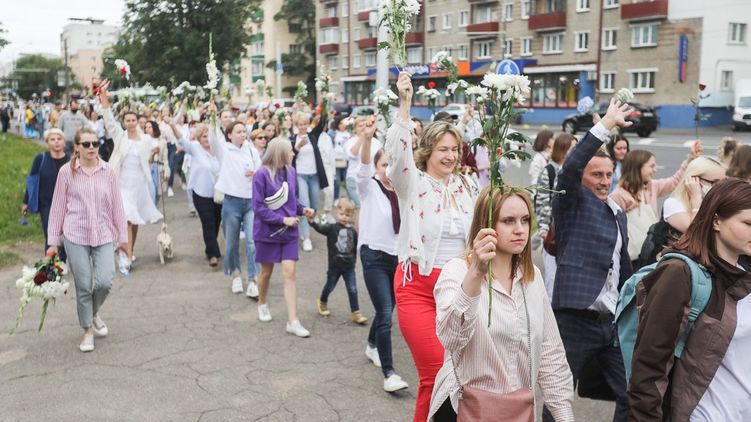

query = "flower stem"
[[38, 299, 49, 332]]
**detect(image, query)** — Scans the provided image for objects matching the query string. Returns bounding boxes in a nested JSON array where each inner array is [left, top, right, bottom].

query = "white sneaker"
[[231, 277, 243, 294], [167, 187, 175, 197], [79, 333, 95, 352], [92, 316, 108, 337], [60, 262, 69, 275], [302, 238, 313, 252], [366, 345, 382, 368], [384, 374, 409, 393], [286, 320, 311, 338], [240, 231, 246, 240], [245, 280, 259, 298], [181, 182, 187, 191], [258, 304, 272, 322]]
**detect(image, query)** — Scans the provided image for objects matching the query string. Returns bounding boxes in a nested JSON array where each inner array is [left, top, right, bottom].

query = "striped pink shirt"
[[47, 160, 128, 247], [429, 259, 574, 421]]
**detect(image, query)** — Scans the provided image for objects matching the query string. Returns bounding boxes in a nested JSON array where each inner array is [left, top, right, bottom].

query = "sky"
[[0, 0, 125, 63]]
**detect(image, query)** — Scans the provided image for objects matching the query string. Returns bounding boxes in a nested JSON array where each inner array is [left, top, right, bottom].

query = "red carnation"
[[427, 81, 436, 89], [33, 273, 47, 285], [699, 83, 707, 91], [119, 67, 127, 75]]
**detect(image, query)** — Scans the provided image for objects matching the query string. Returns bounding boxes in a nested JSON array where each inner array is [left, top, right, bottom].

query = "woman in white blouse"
[[429, 187, 574, 422]]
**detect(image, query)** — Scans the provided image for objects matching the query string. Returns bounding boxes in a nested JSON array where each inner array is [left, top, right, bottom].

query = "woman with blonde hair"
[[250, 128, 269, 158], [388, 72, 479, 422], [252, 138, 315, 336], [429, 186, 573, 421], [717, 136, 738, 167], [663, 156, 726, 234]]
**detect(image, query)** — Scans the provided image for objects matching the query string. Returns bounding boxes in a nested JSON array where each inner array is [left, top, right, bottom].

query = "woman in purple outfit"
[[253, 138, 315, 338]]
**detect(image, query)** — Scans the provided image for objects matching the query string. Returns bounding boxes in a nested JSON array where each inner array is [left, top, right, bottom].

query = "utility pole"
[[375, 10, 389, 91]]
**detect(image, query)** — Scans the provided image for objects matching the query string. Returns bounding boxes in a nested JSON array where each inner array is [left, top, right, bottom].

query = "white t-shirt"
[[691, 293, 751, 421], [662, 197, 688, 220], [345, 136, 382, 179], [295, 140, 317, 175]]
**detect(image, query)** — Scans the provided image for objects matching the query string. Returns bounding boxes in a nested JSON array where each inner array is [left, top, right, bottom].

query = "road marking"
[[682, 140, 697, 147], [637, 138, 655, 145]]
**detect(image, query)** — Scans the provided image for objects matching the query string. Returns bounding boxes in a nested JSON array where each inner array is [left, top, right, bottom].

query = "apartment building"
[[60, 19, 120, 90], [316, 0, 749, 128]]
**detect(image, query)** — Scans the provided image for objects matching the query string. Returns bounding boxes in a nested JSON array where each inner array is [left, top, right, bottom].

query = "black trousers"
[[193, 192, 222, 259], [433, 398, 457, 422]]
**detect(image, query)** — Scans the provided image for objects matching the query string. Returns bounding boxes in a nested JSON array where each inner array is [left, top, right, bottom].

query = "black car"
[[562, 102, 659, 137], [331, 103, 352, 117]]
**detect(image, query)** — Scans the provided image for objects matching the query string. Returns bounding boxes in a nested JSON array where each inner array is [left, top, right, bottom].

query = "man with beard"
[[57, 100, 88, 155]]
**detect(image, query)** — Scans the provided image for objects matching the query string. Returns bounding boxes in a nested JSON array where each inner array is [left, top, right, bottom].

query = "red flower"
[[119, 67, 127, 75], [699, 83, 707, 91], [427, 81, 436, 89], [33, 273, 46, 285], [274, 103, 280, 108]]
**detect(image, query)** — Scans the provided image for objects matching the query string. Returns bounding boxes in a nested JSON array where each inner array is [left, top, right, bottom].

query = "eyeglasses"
[[76, 141, 99, 149], [256, 136, 267, 140]]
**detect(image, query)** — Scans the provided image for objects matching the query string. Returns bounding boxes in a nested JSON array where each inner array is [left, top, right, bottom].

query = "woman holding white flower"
[[46, 128, 128, 352], [387, 72, 479, 422]]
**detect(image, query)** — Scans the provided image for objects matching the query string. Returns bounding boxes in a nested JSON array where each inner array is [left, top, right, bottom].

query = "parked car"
[[733, 79, 751, 131], [561, 101, 659, 137], [331, 103, 352, 117], [436, 103, 468, 121]]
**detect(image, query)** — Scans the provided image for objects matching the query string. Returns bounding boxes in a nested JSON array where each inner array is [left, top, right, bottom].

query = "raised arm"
[[653, 141, 700, 197], [355, 119, 379, 200], [206, 103, 226, 163], [385, 72, 419, 199]]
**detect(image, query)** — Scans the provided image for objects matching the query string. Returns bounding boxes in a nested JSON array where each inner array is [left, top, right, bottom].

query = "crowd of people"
[[17, 71, 751, 421]]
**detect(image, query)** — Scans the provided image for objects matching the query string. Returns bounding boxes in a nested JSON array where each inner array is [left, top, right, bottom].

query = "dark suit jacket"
[[551, 131, 633, 310]]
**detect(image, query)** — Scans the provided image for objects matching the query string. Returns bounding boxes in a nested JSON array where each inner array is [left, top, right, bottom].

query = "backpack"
[[614, 253, 712, 387], [637, 210, 682, 268]]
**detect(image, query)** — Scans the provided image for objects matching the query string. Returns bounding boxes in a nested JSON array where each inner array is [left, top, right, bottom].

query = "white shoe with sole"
[[384, 374, 409, 392], [167, 187, 175, 197], [366, 345, 382, 368], [79, 333, 95, 352], [258, 304, 272, 322], [92, 316, 108, 337], [302, 238, 313, 252], [245, 280, 259, 299], [231, 277, 243, 294], [286, 320, 310, 338]]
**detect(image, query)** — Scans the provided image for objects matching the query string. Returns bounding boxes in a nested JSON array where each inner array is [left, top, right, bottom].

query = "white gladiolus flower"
[[615, 88, 634, 104], [204, 60, 219, 90]]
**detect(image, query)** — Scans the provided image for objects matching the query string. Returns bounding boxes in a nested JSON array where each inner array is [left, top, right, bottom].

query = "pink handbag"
[[452, 286, 535, 422]]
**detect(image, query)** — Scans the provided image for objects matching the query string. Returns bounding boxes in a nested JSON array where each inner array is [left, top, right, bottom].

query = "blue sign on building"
[[497, 59, 520, 75]]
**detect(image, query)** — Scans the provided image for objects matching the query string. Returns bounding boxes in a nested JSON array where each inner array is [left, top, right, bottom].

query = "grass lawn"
[[0, 132, 45, 266]]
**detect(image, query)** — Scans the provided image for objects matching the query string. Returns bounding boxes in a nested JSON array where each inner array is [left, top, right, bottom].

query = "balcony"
[[319, 17, 339, 28], [466, 21, 500, 34], [405, 32, 424, 45], [319, 44, 339, 54], [358, 37, 378, 50], [621, 0, 668, 21], [358, 11, 371, 21], [528, 12, 566, 31], [319, 0, 337, 3]]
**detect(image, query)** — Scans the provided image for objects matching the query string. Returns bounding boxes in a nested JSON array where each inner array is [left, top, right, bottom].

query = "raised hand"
[[600, 98, 634, 132], [396, 72, 413, 103], [469, 228, 498, 276]]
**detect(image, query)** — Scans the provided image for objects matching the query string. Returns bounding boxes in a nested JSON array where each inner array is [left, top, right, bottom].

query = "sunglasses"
[[256, 136, 267, 140], [77, 141, 99, 149]]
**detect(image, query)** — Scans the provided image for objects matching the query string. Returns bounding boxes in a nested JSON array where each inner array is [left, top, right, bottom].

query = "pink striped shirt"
[[47, 160, 128, 247], [429, 259, 574, 421]]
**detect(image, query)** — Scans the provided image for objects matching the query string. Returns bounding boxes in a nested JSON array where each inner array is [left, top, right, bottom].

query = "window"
[[443, 13, 452, 29], [575, 31, 589, 52], [428, 16, 437, 32], [407, 47, 423, 64], [342, 29, 349, 43], [602, 28, 617, 50], [503, 3, 513, 22], [428, 47, 438, 61], [319, 27, 340, 44], [521, 37, 533, 56], [442, 45, 453, 57], [328, 55, 338, 70], [365, 52, 376, 67], [326, 6, 336, 18], [543, 33, 563, 54], [629, 69, 656, 93], [521, 0, 531, 19], [341, 2, 349, 17], [459, 10, 469, 27], [251, 41, 264, 56], [631, 24, 658, 47], [458, 44, 469, 60], [604, 0, 619, 8], [504, 39, 513, 57], [342, 55, 349, 69], [358, 0, 377, 11], [475, 41, 492, 59], [290, 44, 301, 54], [475, 5, 495, 24], [251, 61, 264, 75], [353, 54, 361, 69], [601, 71, 615, 93], [729, 23, 747, 44], [353, 28, 361, 41], [576, 0, 590, 12], [721, 70, 733, 91]]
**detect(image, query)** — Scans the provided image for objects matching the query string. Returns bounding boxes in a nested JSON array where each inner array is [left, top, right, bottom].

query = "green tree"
[[0, 22, 9, 52], [6, 55, 69, 100], [270, 0, 316, 96], [102, 0, 262, 88]]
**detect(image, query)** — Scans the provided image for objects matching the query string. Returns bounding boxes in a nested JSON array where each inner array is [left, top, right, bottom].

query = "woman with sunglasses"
[[251, 129, 269, 158], [46, 128, 128, 352], [100, 87, 162, 269], [663, 156, 726, 234]]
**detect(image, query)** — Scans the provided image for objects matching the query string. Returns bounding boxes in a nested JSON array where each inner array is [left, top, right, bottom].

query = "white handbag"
[[264, 181, 289, 210]]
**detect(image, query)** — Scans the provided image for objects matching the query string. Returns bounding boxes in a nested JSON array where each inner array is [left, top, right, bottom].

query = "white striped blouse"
[[429, 258, 574, 421], [47, 160, 128, 248]]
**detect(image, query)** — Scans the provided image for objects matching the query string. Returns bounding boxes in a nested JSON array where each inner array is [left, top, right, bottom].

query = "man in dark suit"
[[544, 99, 635, 422]]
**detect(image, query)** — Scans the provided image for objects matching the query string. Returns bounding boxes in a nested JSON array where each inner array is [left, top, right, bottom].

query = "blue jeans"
[[320, 265, 359, 312], [221, 195, 258, 279], [149, 163, 160, 205], [297, 173, 320, 238], [334, 167, 347, 200], [345, 177, 361, 208], [361, 245, 398, 376]]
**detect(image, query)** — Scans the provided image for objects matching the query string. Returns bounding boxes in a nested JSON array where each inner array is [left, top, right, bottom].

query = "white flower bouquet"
[[9, 254, 70, 335], [294, 81, 309, 104], [417, 84, 441, 115], [378, 0, 421, 68], [372, 86, 398, 125], [115, 59, 131, 81]]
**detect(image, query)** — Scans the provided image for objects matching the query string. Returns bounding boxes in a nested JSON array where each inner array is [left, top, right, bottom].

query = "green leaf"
[[503, 150, 532, 161], [470, 137, 487, 149], [378, 41, 391, 51], [505, 131, 530, 145]]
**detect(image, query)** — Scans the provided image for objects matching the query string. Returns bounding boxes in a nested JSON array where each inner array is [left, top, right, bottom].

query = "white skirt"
[[120, 148, 162, 225]]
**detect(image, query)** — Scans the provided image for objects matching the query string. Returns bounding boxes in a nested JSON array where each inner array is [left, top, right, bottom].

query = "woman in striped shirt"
[[46, 128, 128, 352], [429, 186, 574, 421]]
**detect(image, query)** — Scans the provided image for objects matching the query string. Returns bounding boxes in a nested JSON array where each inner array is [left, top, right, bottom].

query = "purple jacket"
[[252, 165, 305, 243]]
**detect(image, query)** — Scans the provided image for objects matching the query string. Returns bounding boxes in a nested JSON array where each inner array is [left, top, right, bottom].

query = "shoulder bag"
[[25, 153, 46, 213]]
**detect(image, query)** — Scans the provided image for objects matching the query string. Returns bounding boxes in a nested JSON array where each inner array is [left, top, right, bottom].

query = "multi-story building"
[[316, 0, 747, 128], [60, 19, 120, 90], [229, 1, 310, 105]]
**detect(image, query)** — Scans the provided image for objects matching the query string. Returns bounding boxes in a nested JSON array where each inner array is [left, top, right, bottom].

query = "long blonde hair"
[[413, 121, 463, 173], [262, 138, 292, 179], [464, 185, 535, 283], [670, 156, 726, 211]]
